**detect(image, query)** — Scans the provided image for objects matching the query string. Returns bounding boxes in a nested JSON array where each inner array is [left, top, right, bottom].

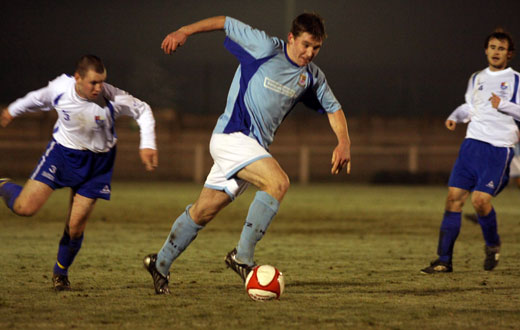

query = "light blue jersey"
[[213, 17, 341, 149]]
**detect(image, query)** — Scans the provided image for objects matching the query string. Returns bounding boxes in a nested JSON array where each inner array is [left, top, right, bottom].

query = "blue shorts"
[[448, 138, 513, 196], [30, 140, 116, 200]]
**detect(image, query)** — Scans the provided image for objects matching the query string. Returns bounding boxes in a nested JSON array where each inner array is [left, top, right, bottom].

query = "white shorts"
[[510, 155, 520, 178], [204, 132, 271, 200]]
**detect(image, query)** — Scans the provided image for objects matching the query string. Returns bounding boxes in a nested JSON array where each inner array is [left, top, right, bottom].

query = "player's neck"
[[488, 64, 508, 72]]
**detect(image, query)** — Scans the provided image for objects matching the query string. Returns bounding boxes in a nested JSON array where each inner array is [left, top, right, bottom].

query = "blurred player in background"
[[422, 29, 519, 274], [144, 13, 351, 294], [0, 55, 158, 291]]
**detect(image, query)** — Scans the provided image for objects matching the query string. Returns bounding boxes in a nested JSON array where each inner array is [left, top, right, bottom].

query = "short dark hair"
[[484, 28, 515, 52], [75, 54, 105, 77], [290, 13, 327, 41]]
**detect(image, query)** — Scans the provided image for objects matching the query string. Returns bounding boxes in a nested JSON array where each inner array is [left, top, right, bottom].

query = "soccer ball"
[[245, 265, 284, 301]]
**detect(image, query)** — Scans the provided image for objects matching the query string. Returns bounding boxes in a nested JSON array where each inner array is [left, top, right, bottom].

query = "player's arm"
[[445, 103, 471, 131], [490, 92, 520, 120], [327, 109, 351, 175], [1, 85, 55, 128], [110, 86, 158, 171], [161, 16, 226, 54], [1, 108, 14, 127]]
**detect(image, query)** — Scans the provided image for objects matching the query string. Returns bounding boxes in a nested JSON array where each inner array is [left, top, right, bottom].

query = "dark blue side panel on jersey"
[[105, 98, 117, 138], [510, 74, 519, 103], [54, 93, 64, 106], [223, 37, 275, 135]]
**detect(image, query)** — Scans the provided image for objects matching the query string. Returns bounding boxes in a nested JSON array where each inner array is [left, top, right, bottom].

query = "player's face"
[[485, 38, 512, 71], [287, 32, 322, 67], [74, 69, 107, 100]]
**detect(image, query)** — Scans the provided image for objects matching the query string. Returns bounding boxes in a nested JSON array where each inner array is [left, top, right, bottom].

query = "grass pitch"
[[1, 182, 519, 329]]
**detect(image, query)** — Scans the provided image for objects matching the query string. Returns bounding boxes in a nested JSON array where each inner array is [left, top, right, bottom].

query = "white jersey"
[[450, 67, 520, 147], [7, 74, 156, 152]]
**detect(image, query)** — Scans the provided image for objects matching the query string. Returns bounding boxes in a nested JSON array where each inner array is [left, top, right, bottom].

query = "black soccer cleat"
[[143, 253, 170, 294], [420, 259, 453, 274], [484, 244, 500, 271], [224, 248, 255, 283], [52, 273, 71, 291]]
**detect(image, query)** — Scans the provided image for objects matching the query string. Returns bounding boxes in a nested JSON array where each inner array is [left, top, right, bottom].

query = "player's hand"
[[489, 93, 501, 109], [161, 29, 188, 55], [445, 120, 456, 131], [1, 108, 13, 128], [140, 148, 158, 171], [331, 143, 351, 175]]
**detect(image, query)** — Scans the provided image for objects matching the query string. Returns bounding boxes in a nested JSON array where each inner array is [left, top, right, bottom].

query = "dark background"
[[2, 0, 520, 117]]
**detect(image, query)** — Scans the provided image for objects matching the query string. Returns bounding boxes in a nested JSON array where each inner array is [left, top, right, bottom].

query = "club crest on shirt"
[[95, 115, 106, 128], [298, 73, 307, 87], [500, 82, 508, 90]]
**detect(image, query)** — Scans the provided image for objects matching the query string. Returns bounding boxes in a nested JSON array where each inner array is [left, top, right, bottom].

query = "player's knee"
[[471, 197, 490, 214], [267, 176, 290, 200], [13, 203, 39, 217]]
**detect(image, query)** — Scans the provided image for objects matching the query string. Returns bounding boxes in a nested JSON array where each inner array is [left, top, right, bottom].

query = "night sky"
[[2, 0, 520, 117]]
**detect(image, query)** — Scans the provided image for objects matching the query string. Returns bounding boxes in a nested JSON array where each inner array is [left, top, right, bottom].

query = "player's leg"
[[231, 157, 289, 266], [422, 187, 469, 274], [438, 187, 469, 262], [156, 187, 231, 275], [0, 179, 53, 216], [471, 191, 501, 270], [52, 191, 97, 291]]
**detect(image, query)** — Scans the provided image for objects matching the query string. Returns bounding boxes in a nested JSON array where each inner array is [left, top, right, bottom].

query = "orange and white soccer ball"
[[245, 265, 284, 301]]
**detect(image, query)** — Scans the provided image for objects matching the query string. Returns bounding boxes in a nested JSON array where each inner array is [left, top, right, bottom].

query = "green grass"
[[1, 183, 520, 329]]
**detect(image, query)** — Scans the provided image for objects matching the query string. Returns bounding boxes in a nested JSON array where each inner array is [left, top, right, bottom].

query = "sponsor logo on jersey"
[[500, 82, 508, 90], [478, 85, 483, 91], [100, 185, 111, 194], [298, 73, 307, 87], [263, 77, 296, 98], [95, 115, 106, 128], [486, 181, 495, 189], [49, 165, 57, 174]]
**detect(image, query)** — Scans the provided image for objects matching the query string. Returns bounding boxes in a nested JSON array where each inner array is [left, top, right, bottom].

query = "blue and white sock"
[[437, 211, 461, 263], [156, 205, 204, 277], [0, 182, 22, 211], [236, 191, 279, 266], [478, 208, 500, 247], [53, 231, 84, 276]]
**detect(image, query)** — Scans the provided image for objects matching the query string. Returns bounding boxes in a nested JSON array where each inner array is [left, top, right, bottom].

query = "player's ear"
[[288, 32, 295, 44], [507, 50, 514, 60], [74, 72, 81, 82]]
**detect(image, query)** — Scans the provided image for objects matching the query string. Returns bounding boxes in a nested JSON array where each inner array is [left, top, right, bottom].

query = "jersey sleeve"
[[111, 92, 157, 150], [300, 65, 342, 114], [7, 74, 70, 117], [447, 103, 472, 123], [223, 16, 281, 62]]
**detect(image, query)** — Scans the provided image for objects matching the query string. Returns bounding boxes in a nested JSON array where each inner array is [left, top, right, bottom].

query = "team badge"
[[500, 82, 508, 90], [298, 73, 307, 87], [95, 115, 106, 128]]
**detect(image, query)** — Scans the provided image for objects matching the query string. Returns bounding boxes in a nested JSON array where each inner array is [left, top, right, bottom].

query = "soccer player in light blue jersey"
[[421, 30, 520, 274], [0, 55, 158, 291], [144, 13, 351, 294]]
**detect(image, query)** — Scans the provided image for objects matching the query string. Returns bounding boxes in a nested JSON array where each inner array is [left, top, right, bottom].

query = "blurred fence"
[[0, 109, 465, 184]]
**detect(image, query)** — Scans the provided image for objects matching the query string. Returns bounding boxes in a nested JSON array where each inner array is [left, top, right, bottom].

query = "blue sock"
[[156, 205, 204, 276], [437, 211, 461, 263], [0, 182, 22, 211], [53, 231, 84, 276], [236, 191, 279, 266], [478, 208, 500, 246]]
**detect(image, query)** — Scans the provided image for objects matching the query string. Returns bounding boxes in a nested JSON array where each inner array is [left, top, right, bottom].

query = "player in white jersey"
[[421, 30, 519, 274], [0, 55, 158, 291], [143, 14, 351, 294]]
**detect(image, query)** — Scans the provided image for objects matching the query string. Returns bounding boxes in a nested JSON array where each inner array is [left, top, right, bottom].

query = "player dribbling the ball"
[[143, 13, 351, 295]]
